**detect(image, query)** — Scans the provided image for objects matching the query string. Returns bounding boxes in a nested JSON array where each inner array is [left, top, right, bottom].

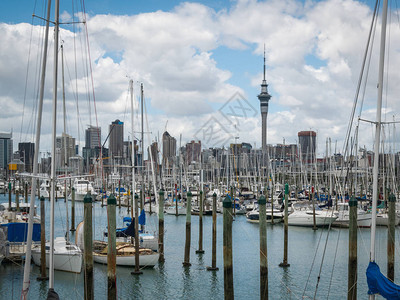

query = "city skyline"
[[0, 0, 399, 159]]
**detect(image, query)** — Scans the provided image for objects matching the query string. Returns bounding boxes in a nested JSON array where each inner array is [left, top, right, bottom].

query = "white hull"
[[288, 211, 337, 227], [31, 237, 82, 273], [165, 206, 186, 215], [376, 213, 400, 226]]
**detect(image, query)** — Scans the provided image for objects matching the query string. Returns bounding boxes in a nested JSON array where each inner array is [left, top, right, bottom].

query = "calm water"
[[0, 193, 396, 299]]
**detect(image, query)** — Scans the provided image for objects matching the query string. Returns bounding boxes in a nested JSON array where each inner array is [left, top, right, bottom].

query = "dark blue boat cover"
[[1, 222, 41, 242], [139, 209, 146, 226], [367, 261, 400, 299]]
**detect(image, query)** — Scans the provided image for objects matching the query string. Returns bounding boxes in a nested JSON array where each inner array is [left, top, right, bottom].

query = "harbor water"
[[0, 193, 397, 299]]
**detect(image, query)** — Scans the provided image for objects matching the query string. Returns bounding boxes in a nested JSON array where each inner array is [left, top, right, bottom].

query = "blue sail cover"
[[1, 223, 41, 242], [367, 261, 400, 299], [138, 209, 146, 226]]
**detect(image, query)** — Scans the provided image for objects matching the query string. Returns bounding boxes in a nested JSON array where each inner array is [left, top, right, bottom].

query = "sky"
[[1, 0, 400, 158]]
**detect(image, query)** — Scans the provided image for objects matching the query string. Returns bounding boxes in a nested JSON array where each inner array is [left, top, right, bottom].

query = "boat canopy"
[[367, 261, 400, 299], [0, 223, 41, 242]]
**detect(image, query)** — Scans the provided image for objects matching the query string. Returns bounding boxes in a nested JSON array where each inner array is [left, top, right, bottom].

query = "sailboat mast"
[[130, 79, 136, 214], [21, 0, 52, 297], [370, 0, 388, 270], [49, 0, 60, 289]]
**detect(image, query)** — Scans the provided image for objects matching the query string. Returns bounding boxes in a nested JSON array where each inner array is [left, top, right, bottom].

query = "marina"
[[0, 193, 399, 299]]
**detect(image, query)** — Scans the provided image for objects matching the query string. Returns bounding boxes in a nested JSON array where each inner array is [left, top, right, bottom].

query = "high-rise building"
[[298, 131, 316, 163], [18, 142, 35, 173], [0, 133, 13, 170], [186, 140, 201, 164], [85, 126, 101, 149], [56, 133, 76, 167], [162, 131, 176, 166], [148, 141, 159, 166], [109, 119, 124, 159], [258, 47, 272, 152]]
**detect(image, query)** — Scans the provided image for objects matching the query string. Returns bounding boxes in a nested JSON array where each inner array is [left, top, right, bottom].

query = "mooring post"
[[25, 182, 28, 203], [107, 194, 117, 299], [118, 180, 121, 209], [387, 192, 396, 281], [196, 190, 204, 254], [183, 191, 192, 267], [70, 187, 76, 231], [16, 188, 20, 212], [223, 194, 234, 299], [259, 194, 268, 299], [348, 195, 357, 300], [37, 196, 48, 281], [279, 183, 290, 268], [132, 194, 143, 275], [158, 189, 165, 262], [207, 192, 219, 271], [8, 182, 11, 210], [83, 193, 94, 300]]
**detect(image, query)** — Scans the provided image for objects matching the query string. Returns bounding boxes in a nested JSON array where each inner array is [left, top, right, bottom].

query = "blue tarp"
[[1, 222, 41, 242], [367, 261, 400, 299], [139, 209, 146, 226]]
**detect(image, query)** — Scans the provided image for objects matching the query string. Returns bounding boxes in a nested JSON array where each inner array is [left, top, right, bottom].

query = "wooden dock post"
[[258, 194, 268, 299], [107, 194, 117, 299], [223, 194, 234, 299], [279, 183, 290, 268], [183, 191, 192, 267], [118, 180, 121, 209], [70, 187, 76, 232], [16, 188, 20, 212], [348, 195, 357, 300], [196, 190, 204, 254], [132, 194, 143, 275], [83, 193, 94, 300], [37, 196, 48, 281], [25, 182, 28, 203], [8, 182, 11, 210], [159, 189, 165, 262], [207, 192, 219, 271], [387, 192, 396, 281]]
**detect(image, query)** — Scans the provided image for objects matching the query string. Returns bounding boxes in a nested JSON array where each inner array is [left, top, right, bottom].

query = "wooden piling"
[[279, 183, 290, 268], [25, 182, 28, 203], [348, 195, 357, 300], [223, 194, 234, 299], [8, 182, 11, 210], [107, 194, 117, 299], [258, 194, 268, 300], [158, 189, 165, 263], [83, 193, 94, 300], [207, 192, 219, 271], [70, 187, 75, 231], [132, 194, 143, 275], [196, 190, 204, 254], [37, 196, 48, 281], [183, 191, 192, 267], [387, 192, 396, 281], [118, 180, 121, 209], [16, 188, 20, 212]]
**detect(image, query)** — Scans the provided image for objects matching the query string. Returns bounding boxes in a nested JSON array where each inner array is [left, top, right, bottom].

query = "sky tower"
[[258, 46, 271, 152]]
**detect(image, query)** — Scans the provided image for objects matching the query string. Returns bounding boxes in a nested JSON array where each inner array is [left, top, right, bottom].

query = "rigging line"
[[341, 0, 379, 164], [301, 224, 327, 299], [326, 223, 342, 299]]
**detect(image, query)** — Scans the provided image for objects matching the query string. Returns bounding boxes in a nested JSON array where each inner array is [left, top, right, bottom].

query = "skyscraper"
[[186, 140, 201, 164], [0, 132, 13, 170], [18, 142, 35, 173], [56, 133, 76, 167], [298, 131, 316, 163], [109, 119, 124, 159], [257, 47, 272, 152], [162, 131, 176, 166], [85, 125, 101, 149]]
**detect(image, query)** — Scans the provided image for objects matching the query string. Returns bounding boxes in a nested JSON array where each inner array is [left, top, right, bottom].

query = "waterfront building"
[[18, 142, 34, 173], [162, 131, 176, 166], [186, 140, 201, 165], [109, 119, 124, 159], [85, 125, 101, 149], [0, 133, 13, 174], [298, 131, 316, 163], [56, 133, 76, 168]]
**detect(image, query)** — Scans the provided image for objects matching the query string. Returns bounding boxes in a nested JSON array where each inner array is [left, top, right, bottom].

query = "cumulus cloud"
[[1, 0, 400, 155]]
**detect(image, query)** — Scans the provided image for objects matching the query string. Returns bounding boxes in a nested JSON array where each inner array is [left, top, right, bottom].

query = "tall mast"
[[21, 0, 52, 297], [49, 0, 60, 290], [369, 3, 387, 297]]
